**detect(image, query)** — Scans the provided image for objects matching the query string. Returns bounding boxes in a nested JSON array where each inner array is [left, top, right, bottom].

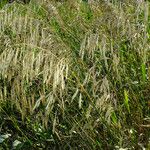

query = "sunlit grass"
[[0, 0, 150, 149]]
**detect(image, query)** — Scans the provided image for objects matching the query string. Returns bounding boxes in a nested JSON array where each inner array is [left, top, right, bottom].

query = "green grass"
[[0, 0, 150, 149]]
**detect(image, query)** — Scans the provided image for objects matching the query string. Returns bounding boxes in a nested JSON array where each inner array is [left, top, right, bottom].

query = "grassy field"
[[0, 0, 150, 149]]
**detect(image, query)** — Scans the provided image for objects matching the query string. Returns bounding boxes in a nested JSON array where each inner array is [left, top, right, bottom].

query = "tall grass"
[[0, 0, 150, 149]]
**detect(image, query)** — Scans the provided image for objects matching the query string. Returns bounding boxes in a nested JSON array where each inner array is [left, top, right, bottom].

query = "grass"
[[0, 0, 150, 149]]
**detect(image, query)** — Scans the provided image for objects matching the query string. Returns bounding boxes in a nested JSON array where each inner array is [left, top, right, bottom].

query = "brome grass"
[[0, 0, 150, 149]]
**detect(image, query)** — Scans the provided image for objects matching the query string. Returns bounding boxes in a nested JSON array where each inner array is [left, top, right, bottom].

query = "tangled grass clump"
[[0, 0, 150, 149]]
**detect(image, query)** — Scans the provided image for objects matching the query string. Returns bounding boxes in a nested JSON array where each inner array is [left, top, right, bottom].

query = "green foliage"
[[124, 89, 130, 114], [0, 0, 150, 149], [0, 0, 7, 9]]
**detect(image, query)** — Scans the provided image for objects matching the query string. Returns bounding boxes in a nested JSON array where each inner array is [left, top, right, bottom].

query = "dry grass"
[[0, 0, 150, 149]]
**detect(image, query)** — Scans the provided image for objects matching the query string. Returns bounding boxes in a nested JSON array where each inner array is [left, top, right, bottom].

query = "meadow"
[[0, 0, 150, 149]]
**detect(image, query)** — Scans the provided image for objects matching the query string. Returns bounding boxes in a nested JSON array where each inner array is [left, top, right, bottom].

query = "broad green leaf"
[[124, 89, 130, 113]]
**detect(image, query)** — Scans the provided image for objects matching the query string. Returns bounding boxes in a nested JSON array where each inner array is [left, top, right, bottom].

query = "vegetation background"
[[0, 0, 150, 149]]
